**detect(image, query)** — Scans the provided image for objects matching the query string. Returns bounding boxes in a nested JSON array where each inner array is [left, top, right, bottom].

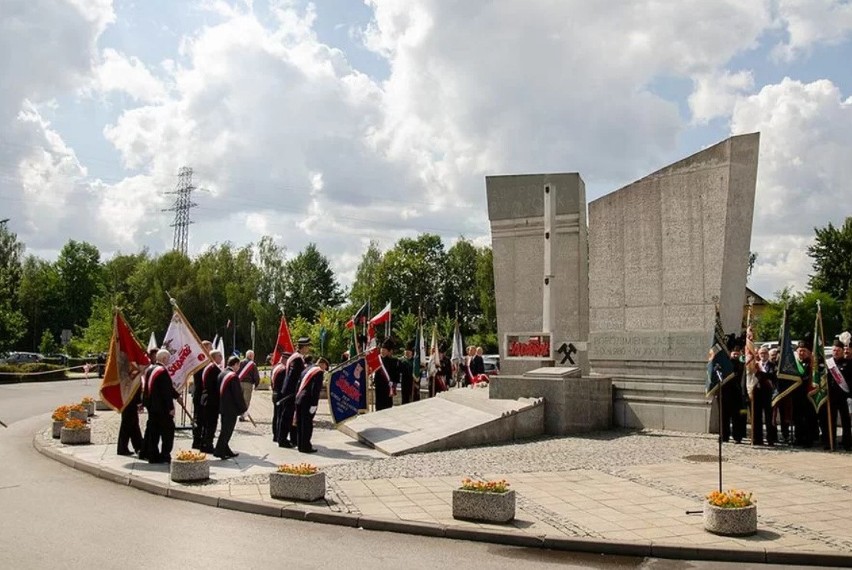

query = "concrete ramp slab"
[[336, 388, 544, 456]]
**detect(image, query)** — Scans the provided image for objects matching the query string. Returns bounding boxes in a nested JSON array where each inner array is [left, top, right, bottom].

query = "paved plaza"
[[36, 389, 852, 565]]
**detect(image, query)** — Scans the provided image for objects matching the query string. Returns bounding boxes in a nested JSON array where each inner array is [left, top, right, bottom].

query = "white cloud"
[[732, 77, 852, 295], [772, 0, 852, 61], [90, 48, 168, 103], [689, 70, 755, 124]]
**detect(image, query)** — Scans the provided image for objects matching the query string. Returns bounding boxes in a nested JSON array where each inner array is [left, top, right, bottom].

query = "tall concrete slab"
[[587, 133, 759, 432], [486, 174, 589, 377]]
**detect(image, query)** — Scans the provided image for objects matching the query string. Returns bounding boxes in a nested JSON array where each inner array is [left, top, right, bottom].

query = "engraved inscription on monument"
[[588, 331, 708, 362]]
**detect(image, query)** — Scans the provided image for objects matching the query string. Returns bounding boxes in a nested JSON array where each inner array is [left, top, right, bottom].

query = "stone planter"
[[170, 459, 210, 483], [95, 399, 111, 411], [52, 420, 63, 438], [60, 427, 91, 445], [83, 402, 95, 416], [67, 409, 88, 422], [452, 489, 516, 523], [269, 471, 326, 502], [703, 502, 757, 536]]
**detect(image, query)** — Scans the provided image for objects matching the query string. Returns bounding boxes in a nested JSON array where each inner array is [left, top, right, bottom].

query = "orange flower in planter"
[[277, 463, 318, 475], [460, 478, 511, 493], [175, 450, 207, 462], [63, 418, 88, 430], [707, 489, 754, 508], [52, 405, 70, 421], [67, 404, 85, 413], [81, 397, 94, 404]]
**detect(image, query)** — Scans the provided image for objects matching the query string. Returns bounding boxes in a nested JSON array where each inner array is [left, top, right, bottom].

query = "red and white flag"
[[100, 312, 150, 412], [162, 307, 209, 390], [369, 302, 391, 326]]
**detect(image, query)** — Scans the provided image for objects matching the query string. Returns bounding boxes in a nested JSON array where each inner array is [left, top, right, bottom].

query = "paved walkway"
[[35, 389, 852, 566]]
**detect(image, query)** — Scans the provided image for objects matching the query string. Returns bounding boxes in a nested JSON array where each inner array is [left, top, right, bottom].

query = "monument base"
[[489, 367, 611, 435], [612, 374, 711, 433]]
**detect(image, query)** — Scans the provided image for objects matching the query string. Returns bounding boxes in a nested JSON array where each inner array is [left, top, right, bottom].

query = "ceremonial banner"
[[271, 314, 295, 365], [450, 320, 464, 364], [147, 332, 158, 352], [808, 304, 829, 411], [744, 313, 758, 396], [346, 302, 369, 329], [705, 306, 734, 398], [329, 357, 367, 423], [162, 307, 209, 390], [369, 302, 392, 326], [100, 312, 150, 412], [772, 306, 802, 407], [364, 344, 382, 376]]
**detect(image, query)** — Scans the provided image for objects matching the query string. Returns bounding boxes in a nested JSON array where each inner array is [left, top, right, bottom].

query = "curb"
[[32, 431, 852, 567]]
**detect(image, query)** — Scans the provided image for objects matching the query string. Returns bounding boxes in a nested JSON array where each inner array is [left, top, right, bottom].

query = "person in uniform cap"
[[270, 351, 290, 443], [295, 357, 330, 453], [752, 345, 777, 446], [721, 334, 747, 444], [279, 337, 312, 448], [238, 350, 261, 422], [792, 334, 816, 447], [215, 356, 247, 459], [374, 338, 398, 411]]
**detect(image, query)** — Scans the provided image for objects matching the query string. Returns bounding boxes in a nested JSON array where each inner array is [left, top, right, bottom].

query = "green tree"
[[39, 330, 58, 354], [127, 250, 195, 338], [374, 234, 446, 321], [253, 236, 288, 354], [0, 221, 26, 351], [17, 256, 61, 351], [755, 288, 844, 342], [475, 246, 496, 335], [56, 240, 104, 331], [443, 238, 480, 332], [392, 312, 418, 349], [808, 217, 852, 301], [348, 241, 382, 309], [281, 243, 344, 322]]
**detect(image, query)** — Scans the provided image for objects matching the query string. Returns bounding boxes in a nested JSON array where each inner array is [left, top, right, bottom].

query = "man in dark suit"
[[117, 348, 154, 457], [279, 337, 311, 448], [374, 338, 398, 411], [238, 350, 261, 422], [295, 357, 329, 453], [142, 349, 178, 463], [191, 340, 213, 449], [215, 356, 247, 459], [199, 350, 224, 453], [821, 339, 852, 450], [399, 344, 415, 404], [270, 354, 289, 443]]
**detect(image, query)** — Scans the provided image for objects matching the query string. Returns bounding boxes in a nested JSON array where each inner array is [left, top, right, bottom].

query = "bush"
[[0, 363, 66, 383]]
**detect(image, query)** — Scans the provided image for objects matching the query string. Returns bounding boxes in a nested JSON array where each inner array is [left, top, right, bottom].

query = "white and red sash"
[[238, 360, 257, 381], [285, 352, 304, 376], [202, 363, 219, 388], [146, 365, 167, 393], [297, 366, 324, 398], [219, 371, 238, 396]]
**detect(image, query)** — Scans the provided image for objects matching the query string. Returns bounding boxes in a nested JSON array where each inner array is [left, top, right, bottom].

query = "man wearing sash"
[[374, 338, 398, 411], [191, 341, 213, 449], [792, 337, 816, 447], [238, 350, 260, 422], [215, 356, 247, 459], [295, 357, 329, 453], [822, 339, 851, 450], [197, 349, 223, 453], [399, 344, 415, 405], [752, 346, 777, 446], [142, 349, 178, 463], [270, 354, 289, 443], [279, 337, 311, 448]]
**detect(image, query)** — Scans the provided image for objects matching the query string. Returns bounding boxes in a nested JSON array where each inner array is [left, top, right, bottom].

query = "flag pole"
[[746, 298, 756, 446], [818, 301, 834, 451], [717, 368, 724, 492]]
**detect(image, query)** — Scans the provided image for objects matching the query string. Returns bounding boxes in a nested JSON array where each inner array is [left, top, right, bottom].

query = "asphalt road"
[[0, 381, 816, 569]]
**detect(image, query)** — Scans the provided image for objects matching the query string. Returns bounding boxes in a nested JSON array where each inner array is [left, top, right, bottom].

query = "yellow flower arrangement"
[[81, 397, 95, 404], [277, 463, 318, 475], [706, 489, 754, 509], [460, 478, 511, 493], [63, 418, 88, 430], [52, 405, 70, 421], [175, 450, 207, 462]]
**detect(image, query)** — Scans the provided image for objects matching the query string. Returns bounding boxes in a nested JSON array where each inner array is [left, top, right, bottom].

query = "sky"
[[2, 0, 851, 298]]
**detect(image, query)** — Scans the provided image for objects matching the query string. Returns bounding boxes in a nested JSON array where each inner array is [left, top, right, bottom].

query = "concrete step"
[[336, 388, 545, 456]]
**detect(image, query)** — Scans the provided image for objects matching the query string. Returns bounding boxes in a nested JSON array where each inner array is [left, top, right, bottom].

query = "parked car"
[[483, 354, 500, 376], [2, 351, 44, 365], [44, 353, 70, 365]]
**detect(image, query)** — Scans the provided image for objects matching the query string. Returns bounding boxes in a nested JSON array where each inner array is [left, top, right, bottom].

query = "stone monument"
[[485, 173, 589, 377], [587, 133, 759, 432]]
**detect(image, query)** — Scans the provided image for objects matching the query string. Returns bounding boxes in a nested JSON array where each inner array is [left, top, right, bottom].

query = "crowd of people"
[[720, 334, 852, 451]]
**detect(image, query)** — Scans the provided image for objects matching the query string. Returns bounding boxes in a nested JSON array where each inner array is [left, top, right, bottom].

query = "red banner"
[[100, 312, 150, 412]]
